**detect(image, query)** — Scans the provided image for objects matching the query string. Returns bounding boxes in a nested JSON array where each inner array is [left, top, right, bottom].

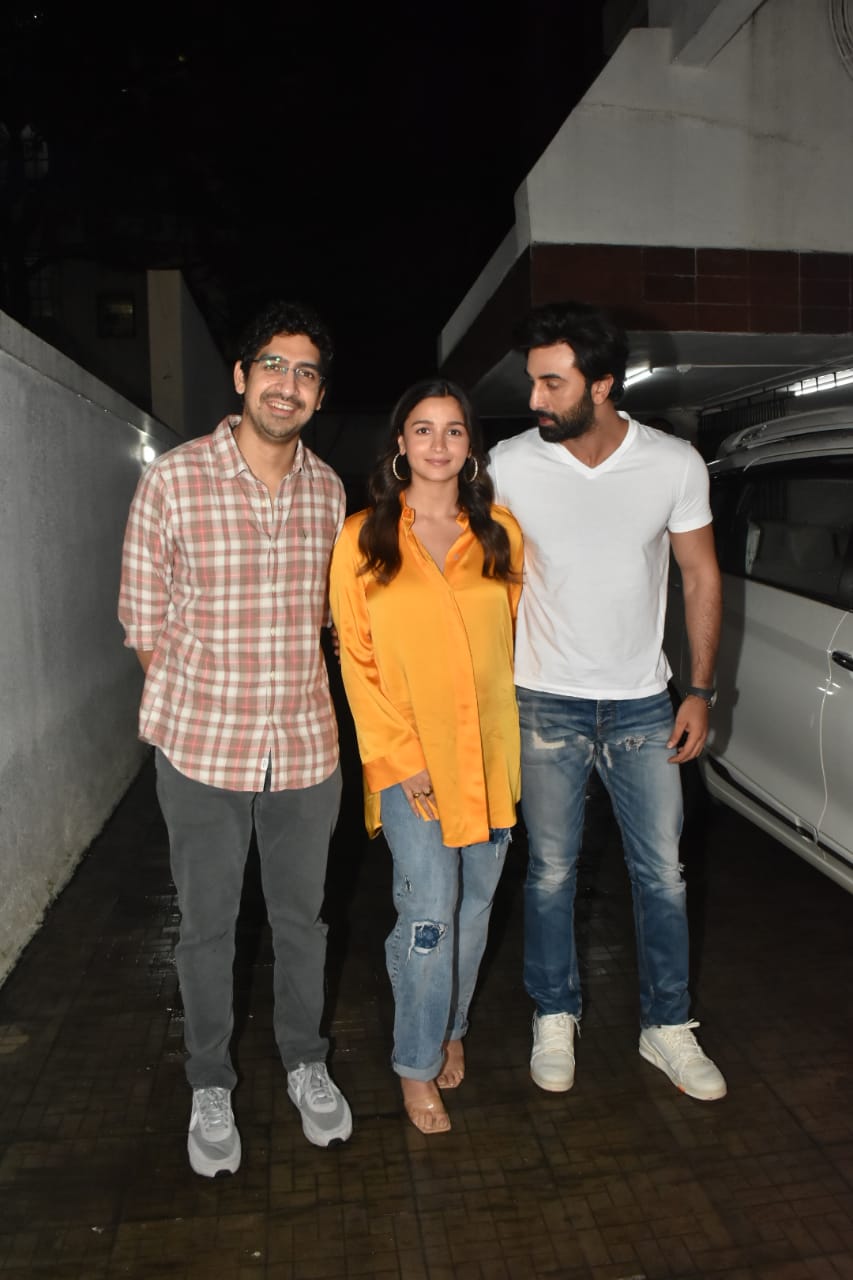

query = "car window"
[[711, 461, 853, 609]]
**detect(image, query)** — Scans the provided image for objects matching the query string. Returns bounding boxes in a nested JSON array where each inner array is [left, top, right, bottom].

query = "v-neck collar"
[[545, 413, 636, 477]]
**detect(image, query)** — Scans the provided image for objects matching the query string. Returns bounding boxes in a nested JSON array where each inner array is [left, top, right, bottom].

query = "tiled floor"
[[1, 733, 852, 1277]]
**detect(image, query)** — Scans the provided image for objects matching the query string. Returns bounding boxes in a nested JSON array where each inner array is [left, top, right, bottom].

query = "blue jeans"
[[380, 784, 510, 1081], [518, 688, 690, 1028]]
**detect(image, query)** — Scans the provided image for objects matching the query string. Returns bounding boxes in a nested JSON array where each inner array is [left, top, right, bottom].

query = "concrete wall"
[[0, 311, 177, 984], [522, 0, 853, 251], [441, 0, 853, 361], [147, 271, 237, 439]]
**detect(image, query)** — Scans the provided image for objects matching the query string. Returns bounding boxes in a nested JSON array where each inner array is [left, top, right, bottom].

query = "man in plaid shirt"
[[119, 300, 352, 1176]]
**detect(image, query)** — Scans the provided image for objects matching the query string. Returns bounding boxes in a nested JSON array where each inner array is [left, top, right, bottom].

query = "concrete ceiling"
[[473, 330, 853, 422]]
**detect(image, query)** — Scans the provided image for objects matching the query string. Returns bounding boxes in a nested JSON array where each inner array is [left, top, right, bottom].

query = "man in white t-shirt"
[[489, 301, 726, 1102]]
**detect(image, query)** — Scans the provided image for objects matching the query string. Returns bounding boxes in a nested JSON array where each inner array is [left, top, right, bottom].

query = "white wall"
[[440, 0, 853, 362], [523, 0, 853, 251], [0, 311, 177, 983]]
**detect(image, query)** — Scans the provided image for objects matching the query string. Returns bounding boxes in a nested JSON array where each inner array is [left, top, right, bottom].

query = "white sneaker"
[[530, 1012, 578, 1092], [187, 1087, 241, 1177], [639, 1020, 727, 1101], [287, 1062, 353, 1147]]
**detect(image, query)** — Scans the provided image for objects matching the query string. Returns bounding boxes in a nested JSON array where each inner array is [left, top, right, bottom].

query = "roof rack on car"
[[717, 407, 853, 457]]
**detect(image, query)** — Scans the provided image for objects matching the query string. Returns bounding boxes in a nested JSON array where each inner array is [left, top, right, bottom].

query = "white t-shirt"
[[489, 415, 712, 700]]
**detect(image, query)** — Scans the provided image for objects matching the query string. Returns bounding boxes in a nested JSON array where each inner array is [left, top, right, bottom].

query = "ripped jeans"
[[380, 783, 510, 1081], [518, 688, 690, 1028]]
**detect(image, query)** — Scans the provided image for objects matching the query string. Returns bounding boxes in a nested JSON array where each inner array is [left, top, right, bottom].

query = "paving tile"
[[0, 760, 852, 1278]]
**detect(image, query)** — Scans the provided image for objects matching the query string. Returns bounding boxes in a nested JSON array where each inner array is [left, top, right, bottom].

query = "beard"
[[537, 386, 596, 443], [245, 394, 307, 444]]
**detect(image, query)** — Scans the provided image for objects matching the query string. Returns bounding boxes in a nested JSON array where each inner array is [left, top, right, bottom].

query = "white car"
[[665, 406, 853, 894]]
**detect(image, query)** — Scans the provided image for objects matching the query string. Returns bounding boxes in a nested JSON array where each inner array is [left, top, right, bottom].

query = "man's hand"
[[136, 649, 154, 674], [401, 770, 439, 821], [667, 695, 708, 763]]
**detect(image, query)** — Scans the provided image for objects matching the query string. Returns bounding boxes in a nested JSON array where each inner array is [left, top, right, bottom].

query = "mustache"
[[261, 391, 304, 409]]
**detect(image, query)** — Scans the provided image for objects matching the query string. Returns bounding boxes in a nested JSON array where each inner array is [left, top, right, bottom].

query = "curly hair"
[[514, 300, 629, 401], [358, 378, 515, 585], [237, 300, 334, 379]]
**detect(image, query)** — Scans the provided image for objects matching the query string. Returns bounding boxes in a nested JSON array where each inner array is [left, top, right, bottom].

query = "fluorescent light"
[[624, 366, 653, 387], [791, 368, 853, 396]]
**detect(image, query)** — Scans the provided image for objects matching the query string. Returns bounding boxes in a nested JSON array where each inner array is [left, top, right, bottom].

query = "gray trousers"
[[155, 749, 342, 1089]]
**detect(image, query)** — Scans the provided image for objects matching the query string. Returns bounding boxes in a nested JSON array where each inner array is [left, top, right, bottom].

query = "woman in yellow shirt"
[[330, 377, 523, 1134]]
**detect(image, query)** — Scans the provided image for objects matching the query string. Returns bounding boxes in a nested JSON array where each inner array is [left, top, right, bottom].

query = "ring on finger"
[[411, 791, 421, 799]]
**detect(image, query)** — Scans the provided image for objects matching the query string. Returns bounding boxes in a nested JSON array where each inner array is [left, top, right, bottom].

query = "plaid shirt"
[[119, 417, 345, 792]]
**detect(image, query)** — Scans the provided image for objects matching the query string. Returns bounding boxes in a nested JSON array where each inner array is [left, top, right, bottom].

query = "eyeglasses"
[[250, 356, 323, 385]]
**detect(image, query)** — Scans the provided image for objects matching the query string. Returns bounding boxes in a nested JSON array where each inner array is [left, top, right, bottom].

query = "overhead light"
[[790, 368, 853, 396], [142, 444, 157, 464], [624, 366, 653, 387]]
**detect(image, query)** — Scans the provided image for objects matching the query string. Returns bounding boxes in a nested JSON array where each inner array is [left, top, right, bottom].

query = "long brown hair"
[[358, 378, 514, 584]]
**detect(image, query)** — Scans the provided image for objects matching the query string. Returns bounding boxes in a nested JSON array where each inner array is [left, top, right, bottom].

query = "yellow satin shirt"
[[329, 503, 523, 847]]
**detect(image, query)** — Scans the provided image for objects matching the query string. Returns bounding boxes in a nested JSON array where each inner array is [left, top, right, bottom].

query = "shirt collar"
[[213, 416, 311, 480], [399, 492, 469, 529]]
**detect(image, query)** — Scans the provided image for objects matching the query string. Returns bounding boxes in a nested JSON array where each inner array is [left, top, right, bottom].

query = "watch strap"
[[685, 685, 716, 704]]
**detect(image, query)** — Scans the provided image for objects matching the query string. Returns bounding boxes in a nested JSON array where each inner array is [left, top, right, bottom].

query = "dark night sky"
[[2, 1, 605, 410]]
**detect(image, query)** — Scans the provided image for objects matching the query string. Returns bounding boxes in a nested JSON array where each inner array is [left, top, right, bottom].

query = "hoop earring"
[[392, 452, 407, 482], [465, 455, 479, 483]]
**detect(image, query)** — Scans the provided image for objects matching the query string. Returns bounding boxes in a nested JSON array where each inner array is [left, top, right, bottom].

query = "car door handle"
[[831, 650, 853, 671]]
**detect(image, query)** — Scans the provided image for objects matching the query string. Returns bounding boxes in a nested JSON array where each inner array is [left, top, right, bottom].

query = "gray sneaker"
[[187, 1087, 241, 1177], [639, 1020, 727, 1101], [287, 1062, 352, 1147]]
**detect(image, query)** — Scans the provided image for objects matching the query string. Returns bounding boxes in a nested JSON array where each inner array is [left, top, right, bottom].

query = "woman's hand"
[[402, 770, 438, 821]]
